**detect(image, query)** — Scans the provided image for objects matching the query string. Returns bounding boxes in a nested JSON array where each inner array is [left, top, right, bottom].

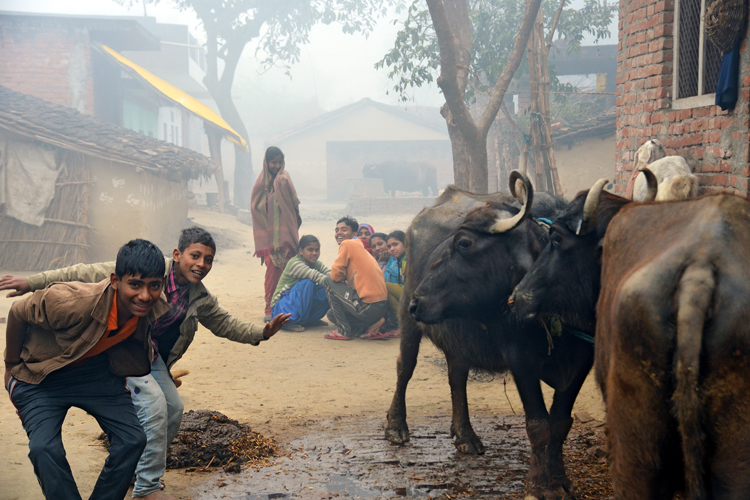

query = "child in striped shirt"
[[270, 235, 331, 332]]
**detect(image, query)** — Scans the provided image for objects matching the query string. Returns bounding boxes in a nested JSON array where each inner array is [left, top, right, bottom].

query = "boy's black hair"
[[336, 216, 359, 232], [115, 239, 166, 279], [298, 234, 320, 250], [387, 230, 406, 244], [370, 232, 388, 243], [266, 146, 284, 163], [178, 226, 216, 253]]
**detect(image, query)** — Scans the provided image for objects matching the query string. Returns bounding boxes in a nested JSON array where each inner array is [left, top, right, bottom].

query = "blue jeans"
[[271, 279, 329, 326], [7, 354, 146, 500], [127, 356, 184, 498]]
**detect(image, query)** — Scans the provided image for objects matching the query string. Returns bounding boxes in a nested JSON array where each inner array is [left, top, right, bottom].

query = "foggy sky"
[[3, 0, 616, 113]]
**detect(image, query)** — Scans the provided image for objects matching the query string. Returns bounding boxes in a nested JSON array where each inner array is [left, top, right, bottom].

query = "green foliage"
[[376, 0, 615, 102]]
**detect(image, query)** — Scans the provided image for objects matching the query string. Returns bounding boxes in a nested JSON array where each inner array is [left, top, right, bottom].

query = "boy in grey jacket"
[[0, 227, 290, 500]]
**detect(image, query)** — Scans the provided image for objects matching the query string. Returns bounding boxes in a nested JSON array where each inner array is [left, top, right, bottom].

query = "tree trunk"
[[202, 30, 254, 209], [428, 0, 543, 194], [206, 126, 226, 213]]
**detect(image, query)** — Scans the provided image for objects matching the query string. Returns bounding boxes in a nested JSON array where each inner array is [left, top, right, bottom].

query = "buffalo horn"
[[640, 166, 658, 201], [489, 171, 534, 233], [577, 178, 608, 236]]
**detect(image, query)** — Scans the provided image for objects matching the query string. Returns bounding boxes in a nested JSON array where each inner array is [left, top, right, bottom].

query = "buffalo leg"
[[446, 357, 484, 455], [512, 367, 557, 499], [546, 345, 594, 493], [385, 324, 421, 444], [606, 365, 678, 500]]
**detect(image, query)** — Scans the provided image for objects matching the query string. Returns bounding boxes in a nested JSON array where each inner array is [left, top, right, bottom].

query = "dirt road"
[[0, 204, 606, 500]]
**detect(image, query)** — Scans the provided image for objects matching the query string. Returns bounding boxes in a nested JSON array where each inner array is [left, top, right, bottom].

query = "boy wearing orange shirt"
[[324, 231, 388, 340], [4, 239, 169, 500]]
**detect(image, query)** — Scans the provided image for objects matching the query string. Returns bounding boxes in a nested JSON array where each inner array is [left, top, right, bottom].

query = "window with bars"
[[674, 0, 722, 104]]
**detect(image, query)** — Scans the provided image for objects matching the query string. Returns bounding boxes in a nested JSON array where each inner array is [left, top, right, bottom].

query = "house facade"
[[0, 85, 213, 270], [615, 0, 750, 195], [267, 98, 450, 200]]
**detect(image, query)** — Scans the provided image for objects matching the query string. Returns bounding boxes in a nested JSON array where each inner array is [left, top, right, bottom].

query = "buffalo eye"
[[457, 237, 472, 250], [550, 233, 562, 248]]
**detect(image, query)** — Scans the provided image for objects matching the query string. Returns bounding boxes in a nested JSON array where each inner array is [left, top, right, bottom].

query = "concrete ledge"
[[346, 196, 437, 216]]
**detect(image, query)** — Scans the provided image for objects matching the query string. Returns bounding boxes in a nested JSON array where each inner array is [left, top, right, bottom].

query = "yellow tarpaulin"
[[101, 45, 248, 151]]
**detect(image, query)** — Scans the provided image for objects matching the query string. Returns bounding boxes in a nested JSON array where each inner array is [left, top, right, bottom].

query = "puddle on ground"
[[186, 414, 612, 499]]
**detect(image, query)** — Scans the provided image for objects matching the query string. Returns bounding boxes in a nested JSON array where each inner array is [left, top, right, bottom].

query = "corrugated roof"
[[100, 45, 248, 151], [0, 85, 216, 180]]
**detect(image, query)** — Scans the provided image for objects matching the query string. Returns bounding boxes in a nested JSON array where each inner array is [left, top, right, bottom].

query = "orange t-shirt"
[[77, 291, 139, 362]]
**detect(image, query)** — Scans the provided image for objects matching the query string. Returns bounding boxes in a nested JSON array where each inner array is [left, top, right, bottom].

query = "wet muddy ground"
[[185, 413, 613, 500]]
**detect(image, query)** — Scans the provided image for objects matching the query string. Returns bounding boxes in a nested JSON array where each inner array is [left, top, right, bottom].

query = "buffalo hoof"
[[453, 434, 486, 455], [524, 484, 575, 500], [384, 418, 410, 445]]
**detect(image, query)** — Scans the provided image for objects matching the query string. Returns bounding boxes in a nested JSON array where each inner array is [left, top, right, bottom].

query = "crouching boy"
[[0, 227, 289, 500], [4, 239, 169, 500]]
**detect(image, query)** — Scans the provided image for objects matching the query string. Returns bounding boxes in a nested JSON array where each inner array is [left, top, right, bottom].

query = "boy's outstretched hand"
[[263, 313, 291, 339], [0, 276, 30, 298]]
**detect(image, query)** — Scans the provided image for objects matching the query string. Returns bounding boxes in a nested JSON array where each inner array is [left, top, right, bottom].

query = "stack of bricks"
[[0, 17, 94, 115], [615, 0, 750, 196]]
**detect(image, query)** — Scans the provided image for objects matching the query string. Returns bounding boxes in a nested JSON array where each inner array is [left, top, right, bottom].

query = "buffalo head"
[[409, 171, 546, 324], [509, 177, 638, 333]]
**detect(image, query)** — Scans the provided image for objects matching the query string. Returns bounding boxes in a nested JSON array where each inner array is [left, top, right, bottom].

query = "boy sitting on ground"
[[0, 227, 290, 500], [324, 216, 388, 340], [4, 239, 168, 500]]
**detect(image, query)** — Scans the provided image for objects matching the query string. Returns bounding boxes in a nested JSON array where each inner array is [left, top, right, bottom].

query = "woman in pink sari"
[[251, 146, 301, 320]]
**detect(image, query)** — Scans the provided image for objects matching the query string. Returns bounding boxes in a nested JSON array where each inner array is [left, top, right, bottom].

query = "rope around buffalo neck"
[[567, 328, 595, 344]]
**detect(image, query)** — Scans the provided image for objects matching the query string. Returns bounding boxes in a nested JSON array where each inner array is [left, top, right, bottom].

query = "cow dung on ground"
[[165, 410, 278, 471]]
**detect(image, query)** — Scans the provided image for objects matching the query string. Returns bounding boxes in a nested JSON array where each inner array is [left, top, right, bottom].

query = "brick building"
[[615, 0, 750, 195], [0, 12, 158, 115]]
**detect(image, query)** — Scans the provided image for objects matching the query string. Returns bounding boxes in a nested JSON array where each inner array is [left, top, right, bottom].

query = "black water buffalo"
[[386, 172, 595, 499], [511, 176, 750, 499], [363, 161, 438, 197]]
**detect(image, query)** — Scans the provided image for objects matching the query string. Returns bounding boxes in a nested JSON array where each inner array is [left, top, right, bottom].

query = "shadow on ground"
[[185, 413, 612, 500]]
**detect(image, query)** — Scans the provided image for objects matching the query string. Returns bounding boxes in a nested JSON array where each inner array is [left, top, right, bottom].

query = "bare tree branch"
[[426, 0, 478, 140], [477, 0, 543, 134]]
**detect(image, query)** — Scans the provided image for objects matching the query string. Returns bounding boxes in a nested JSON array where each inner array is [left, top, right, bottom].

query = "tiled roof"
[[0, 85, 215, 180]]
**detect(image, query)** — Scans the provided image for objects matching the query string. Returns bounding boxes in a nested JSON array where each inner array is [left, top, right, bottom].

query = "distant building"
[[0, 85, 213, 270], [267, 98, 451, 200]]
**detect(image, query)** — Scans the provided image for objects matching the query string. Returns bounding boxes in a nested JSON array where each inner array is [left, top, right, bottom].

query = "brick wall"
[[616, 0, 750, 196], [0, 18, 94, 114]]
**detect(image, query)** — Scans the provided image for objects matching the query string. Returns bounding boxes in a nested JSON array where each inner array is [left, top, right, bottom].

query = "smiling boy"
[[0, 227, 289, 500], [4, 239, 169, 500]]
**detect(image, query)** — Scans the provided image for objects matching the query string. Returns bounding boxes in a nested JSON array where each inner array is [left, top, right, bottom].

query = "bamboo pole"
[[527, 3, 545, 191]]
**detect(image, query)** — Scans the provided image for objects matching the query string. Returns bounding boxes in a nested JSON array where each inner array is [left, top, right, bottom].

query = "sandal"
[[383, 330, 401, 339], [325, 331, 352, 340], [282, 324, 305, 332], [361, 330, 390, 340]]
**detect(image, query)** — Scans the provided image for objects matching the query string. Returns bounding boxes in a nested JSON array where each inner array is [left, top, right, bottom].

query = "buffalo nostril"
[[408, 300, 419, 315]]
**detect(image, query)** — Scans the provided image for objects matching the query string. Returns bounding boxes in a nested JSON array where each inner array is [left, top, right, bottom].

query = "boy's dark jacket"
[[25, 258, 267, 370], [10, 279, 170, 384]]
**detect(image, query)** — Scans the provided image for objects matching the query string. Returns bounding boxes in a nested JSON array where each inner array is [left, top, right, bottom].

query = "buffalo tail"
[[673, 264, 714, 500]]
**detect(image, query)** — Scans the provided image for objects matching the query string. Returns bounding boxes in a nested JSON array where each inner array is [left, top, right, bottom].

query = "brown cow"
[[511, 179, 750, 499]]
